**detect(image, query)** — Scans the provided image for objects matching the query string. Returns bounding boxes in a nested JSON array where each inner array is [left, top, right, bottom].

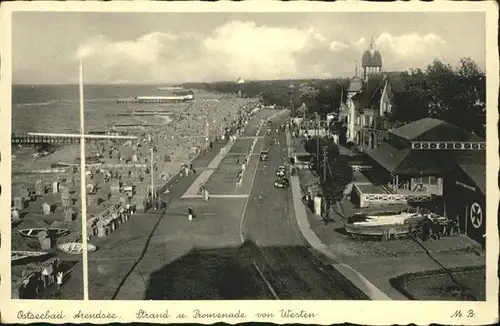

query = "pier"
[[108, 112, 172, 117], [11, 132, 137, 145], [116, 98, 192, 104]]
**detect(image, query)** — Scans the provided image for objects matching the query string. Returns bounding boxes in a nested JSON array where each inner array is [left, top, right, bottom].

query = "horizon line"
[[11, 77, 359, 86]]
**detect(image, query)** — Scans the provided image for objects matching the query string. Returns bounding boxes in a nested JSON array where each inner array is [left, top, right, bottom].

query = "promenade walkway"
[[180, 141, 235, 199], [181, 130, 260, 199], [181, 110, 285, 199]]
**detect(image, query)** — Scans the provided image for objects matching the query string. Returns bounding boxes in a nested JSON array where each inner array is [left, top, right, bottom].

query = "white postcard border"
[[0, 1, 498, 325]]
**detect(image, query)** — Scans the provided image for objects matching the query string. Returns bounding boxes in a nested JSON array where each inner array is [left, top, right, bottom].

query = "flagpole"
[[79, 60, 89, 300]]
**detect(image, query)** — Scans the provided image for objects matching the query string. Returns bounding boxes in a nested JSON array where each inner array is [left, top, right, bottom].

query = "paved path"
[[181, 142, 235, 198], [180, 112, 285, 199]]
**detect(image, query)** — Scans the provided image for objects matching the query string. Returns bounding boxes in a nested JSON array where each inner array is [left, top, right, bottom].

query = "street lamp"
[[314, 112, 320, 173], [150, 147, 155, 199], [288, 83, 295, 117]]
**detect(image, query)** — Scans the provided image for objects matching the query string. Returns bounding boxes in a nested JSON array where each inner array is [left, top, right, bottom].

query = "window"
[[364, 116, 370, 126]]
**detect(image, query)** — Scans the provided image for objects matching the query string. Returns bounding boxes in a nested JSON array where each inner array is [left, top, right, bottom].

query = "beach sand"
[[11, 93, 260, 251]]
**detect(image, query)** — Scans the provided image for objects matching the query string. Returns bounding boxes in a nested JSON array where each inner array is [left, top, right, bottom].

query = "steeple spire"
[[369, 36, 375, 50], [354, 60, 358, 77]]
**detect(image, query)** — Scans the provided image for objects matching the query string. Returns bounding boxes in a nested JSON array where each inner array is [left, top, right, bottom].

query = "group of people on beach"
[[18, 259, 64, 299]]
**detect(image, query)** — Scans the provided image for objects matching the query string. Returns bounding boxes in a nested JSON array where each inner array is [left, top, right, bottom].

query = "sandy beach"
[[11, 91, 260, 298]]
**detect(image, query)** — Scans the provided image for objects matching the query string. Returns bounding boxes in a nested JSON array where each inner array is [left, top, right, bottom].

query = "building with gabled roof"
[[338, 69, 407, 150], [364, 117, 485, 201]]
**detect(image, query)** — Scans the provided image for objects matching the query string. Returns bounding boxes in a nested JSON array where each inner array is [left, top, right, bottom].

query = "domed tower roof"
[[361, 51, 373, 68], [372, 51, 383, 67], [361, 37, 383, 68], [347, 76, 363, 93]]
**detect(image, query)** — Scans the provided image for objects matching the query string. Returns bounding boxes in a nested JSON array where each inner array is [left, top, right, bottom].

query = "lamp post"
[[205, 117, 210, 150], [322, 146, 328, 183], [314, 112, 320, 173], [288, 83, 295, 117], [150, 147, 155, 199]]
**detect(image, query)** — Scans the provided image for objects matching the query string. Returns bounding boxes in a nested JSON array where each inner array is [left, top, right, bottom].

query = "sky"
[[12, 11, 486, 84]]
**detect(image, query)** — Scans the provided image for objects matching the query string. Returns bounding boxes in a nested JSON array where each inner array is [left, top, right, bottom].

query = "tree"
[[303, 137, 352, 203], [424, 59, 456, 121], [298, 80, 349, 119], [390, 57, 486, 137], [392, 69, 430, 122], [452, 58, 486, 137]]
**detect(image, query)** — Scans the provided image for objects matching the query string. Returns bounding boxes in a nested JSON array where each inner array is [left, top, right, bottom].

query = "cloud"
[[376, 32, 446, 58], [74, 21, 451, 83], [329, 41, 349, 52]]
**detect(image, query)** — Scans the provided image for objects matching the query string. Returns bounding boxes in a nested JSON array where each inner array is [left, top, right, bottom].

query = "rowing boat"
[[57, 242, 97, 254], [17, 228, 70, 238], [11, 251, 49, 262], [345, 213, 425, 237]]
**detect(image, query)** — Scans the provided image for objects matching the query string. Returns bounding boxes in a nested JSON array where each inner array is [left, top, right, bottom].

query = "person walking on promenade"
[[204, 188, 210, 202], [236, 158, 240, 165], [188, 207, 194, 221], [258, 193, 263, 208]]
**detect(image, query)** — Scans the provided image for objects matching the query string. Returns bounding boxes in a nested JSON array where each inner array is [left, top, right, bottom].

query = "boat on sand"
[[57, 242, 97, 254], [18, 228, 70, 238], [12, 251, 49, 262], [345, 212, 425, 237]]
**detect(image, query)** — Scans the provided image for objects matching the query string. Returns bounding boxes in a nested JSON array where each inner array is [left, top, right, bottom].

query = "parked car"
[[266, 127, 272, 135], [276, 165, 286, 177], [274, 177, 289, 188], [260, 150, 269, 161]]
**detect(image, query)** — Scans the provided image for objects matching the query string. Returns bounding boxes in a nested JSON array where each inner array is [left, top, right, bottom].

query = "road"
[[241, 112, 362, 299], [101, 109, 363, 300]]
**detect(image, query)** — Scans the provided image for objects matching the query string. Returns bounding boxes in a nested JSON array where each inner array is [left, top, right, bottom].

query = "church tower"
[[361, 37, 383, 81]]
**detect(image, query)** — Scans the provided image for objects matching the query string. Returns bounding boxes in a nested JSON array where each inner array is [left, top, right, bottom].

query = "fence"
[[353, 184, 433, 208]]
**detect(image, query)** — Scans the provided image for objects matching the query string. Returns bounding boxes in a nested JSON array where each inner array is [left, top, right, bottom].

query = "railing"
[[353, 184, 433, 208], [410, 141, 485, 151], [351, 165, 372, 172]]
